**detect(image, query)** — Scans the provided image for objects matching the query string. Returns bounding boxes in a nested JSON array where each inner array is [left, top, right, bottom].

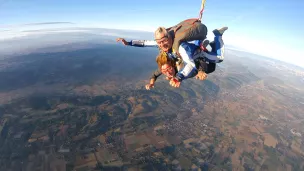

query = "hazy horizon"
[[1, 27, 304, 69], [1, 0, 303, 68]]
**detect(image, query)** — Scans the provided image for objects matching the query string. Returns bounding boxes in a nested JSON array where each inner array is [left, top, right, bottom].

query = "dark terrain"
[[0, 33, 304, 171]]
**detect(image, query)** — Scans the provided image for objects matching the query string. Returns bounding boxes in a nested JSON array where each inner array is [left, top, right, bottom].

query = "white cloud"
[[0, 23, 78, 40]]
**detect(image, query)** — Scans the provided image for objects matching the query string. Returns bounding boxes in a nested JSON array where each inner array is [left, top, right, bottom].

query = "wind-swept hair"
[[154, 27, 169, 39], [156, 52, 176, 70]]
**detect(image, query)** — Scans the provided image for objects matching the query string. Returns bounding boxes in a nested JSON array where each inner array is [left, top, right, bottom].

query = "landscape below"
[[0, 36, 304, 171]]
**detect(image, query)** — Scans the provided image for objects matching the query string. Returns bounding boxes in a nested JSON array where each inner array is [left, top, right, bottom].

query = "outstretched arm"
[[116, 38, 158, 47], [193, 58, 215, 80], [146, 69, 162, 90]]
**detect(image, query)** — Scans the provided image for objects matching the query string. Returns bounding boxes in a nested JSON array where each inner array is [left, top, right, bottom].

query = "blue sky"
[[1, 0, 304, 67]]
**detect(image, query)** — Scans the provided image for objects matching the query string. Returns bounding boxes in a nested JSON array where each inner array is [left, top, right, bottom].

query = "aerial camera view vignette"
[[0, 0, 304, 171]]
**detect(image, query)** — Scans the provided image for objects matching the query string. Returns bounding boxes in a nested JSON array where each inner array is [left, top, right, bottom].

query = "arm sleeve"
[[150, 68, 162, 81], [128, 40, 158, 47], [195, 58, 216, 74], [205, 63, 216, 74], [175, 42, 199, 81]]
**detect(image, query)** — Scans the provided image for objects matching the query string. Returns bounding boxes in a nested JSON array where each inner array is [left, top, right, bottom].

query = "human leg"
[[203, 27, 228, 63]]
